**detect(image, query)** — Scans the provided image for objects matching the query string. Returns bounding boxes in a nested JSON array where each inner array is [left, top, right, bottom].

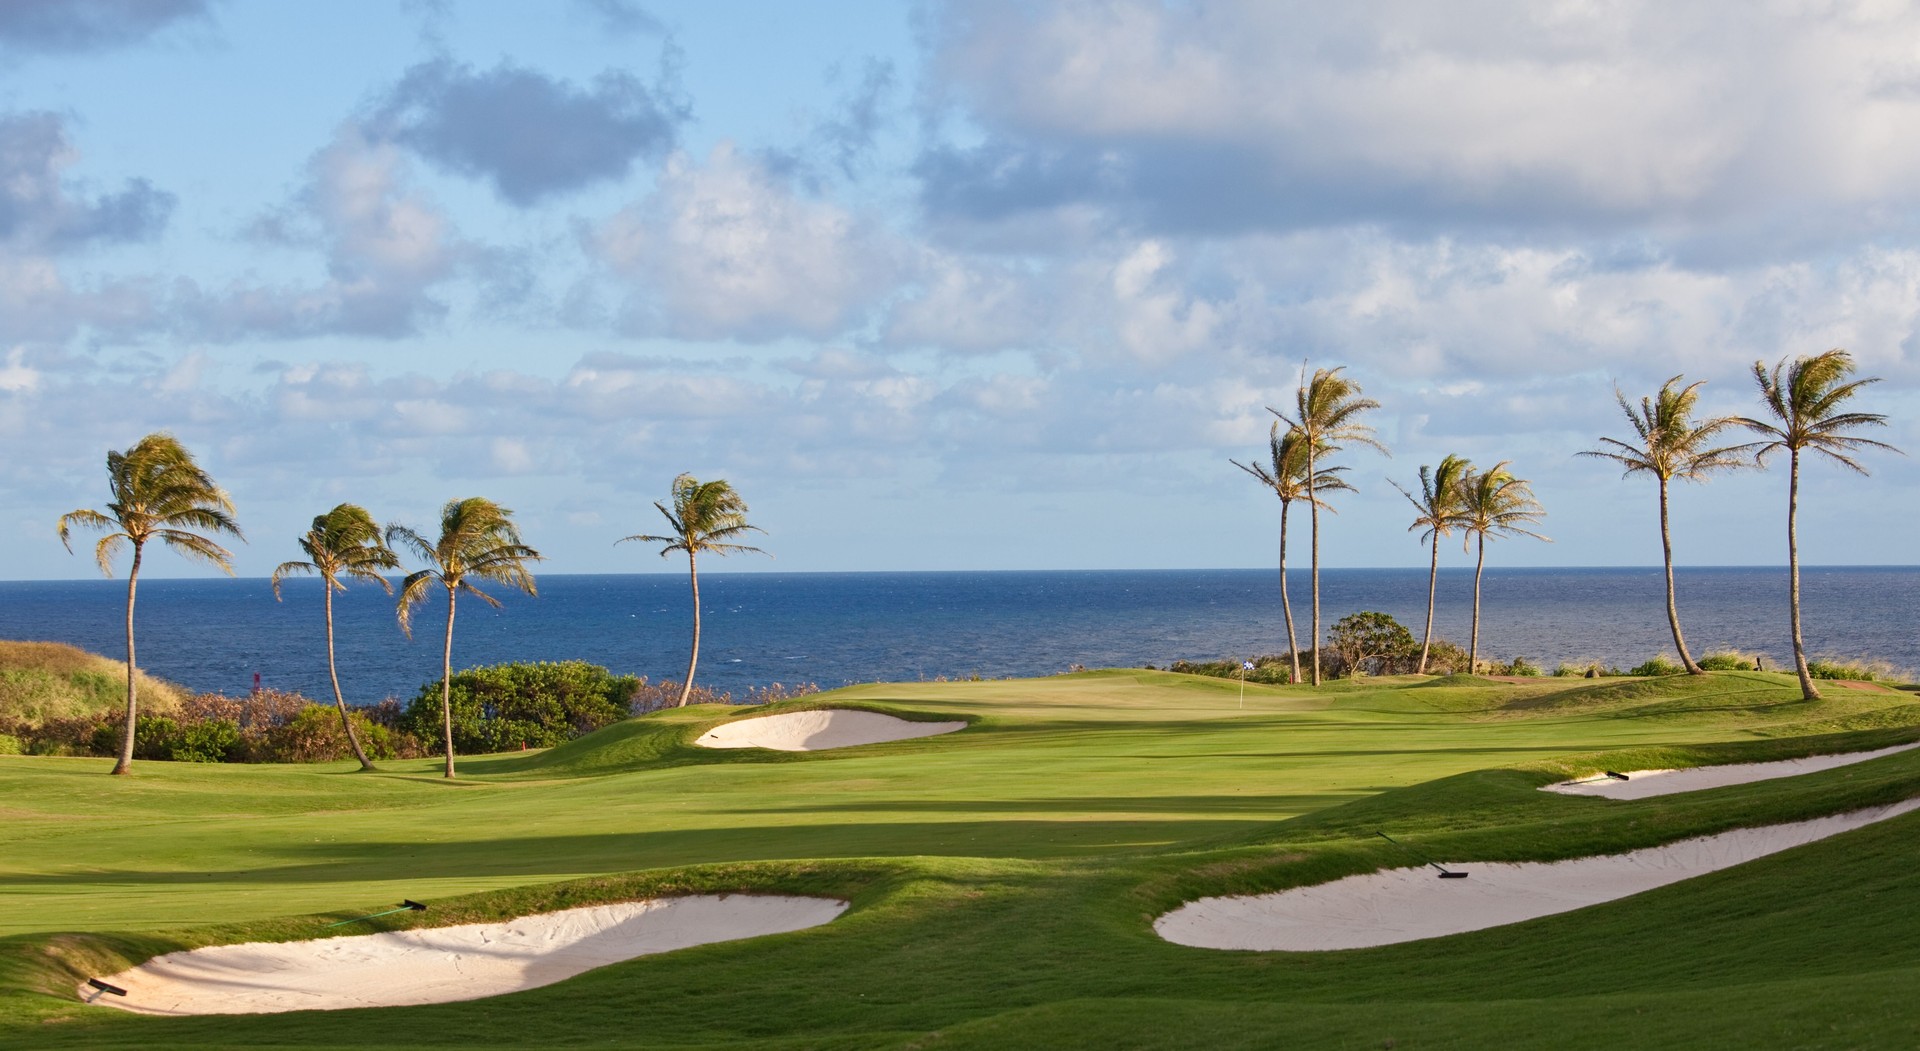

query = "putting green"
[[3, 668, 1918, 1049]]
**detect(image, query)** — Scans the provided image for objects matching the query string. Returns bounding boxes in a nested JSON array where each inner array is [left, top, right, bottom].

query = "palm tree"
[[1457, 463, 1549, 674], [1389, 454, 1474, 674], [1232, 422, 1352, 682], [1581, 376, 1753, 675], [621, 474, 767, 707], [57, 433, 243, 775], [1273, 365, 1387, 685], [1738, 350, 1899, 701], [272, 504, 400, 771], [390, 498, 541, 778]]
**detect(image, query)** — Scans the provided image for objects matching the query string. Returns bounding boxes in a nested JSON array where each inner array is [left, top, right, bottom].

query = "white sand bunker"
[[1544, 742, 1920, 800], [696, 709, 965, 751], [84, 894, 846, 1015], [1156, 798, 1920, 952]]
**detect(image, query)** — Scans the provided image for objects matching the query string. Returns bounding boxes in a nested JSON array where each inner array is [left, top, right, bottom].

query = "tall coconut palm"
[[1232, 422, 1352, 682], [1737, 350, 1899, 701], [1581, 376, 1753, 675], [1388, 454, 1474, 674], [620, 474, 767, 707], [390, 498, 541, 779], [1457, 463, 1549, 674], [1273, 365, 1387, 685], [272, 504, 400, 771], [57, 433, 243, 775]]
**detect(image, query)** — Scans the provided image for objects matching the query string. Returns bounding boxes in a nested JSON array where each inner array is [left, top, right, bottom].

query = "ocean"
[[0, 567, 1914, 703]]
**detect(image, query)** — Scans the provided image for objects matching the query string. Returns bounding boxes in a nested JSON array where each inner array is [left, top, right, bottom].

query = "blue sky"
[[3, 0, 1916, 580]]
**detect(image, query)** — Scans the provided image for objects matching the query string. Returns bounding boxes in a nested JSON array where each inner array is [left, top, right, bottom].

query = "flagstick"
[[1239, 660, 1247, 709]]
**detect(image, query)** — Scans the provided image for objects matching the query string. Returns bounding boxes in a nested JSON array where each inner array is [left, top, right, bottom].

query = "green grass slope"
[[2, 669, 1918, 1049], [0, 640, 189, 727]]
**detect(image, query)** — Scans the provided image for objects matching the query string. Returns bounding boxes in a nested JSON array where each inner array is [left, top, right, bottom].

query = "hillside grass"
[[2, 667, 1918, 1048], [0, 640, 189, 726]]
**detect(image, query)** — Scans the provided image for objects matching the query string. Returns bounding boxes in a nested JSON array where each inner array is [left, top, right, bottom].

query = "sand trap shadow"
[[1155, 798, 1920, 951], [695, 709, 965, 751], [83, 895, 847, 1015], [1543, 742, 1920, 800]]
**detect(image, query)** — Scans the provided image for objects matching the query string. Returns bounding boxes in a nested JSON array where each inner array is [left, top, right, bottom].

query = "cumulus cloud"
[[372, 57, 685, 206], [0, 0, 207, 54], [918, 0, 1920, 244], [185, 126, 465, 339], [593, 144, 908, 339], [0, 111, 175, 250]]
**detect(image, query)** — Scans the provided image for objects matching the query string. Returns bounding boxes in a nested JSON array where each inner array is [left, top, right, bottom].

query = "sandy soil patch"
[[83, 895, 847, 1015], [1155, 798, 1920, 952], [695, 709, 965, 751], [1543, 742, 1920, 800]]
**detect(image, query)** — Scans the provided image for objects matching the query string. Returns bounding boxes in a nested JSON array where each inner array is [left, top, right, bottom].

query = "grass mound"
[[0, 640, 187, 726]]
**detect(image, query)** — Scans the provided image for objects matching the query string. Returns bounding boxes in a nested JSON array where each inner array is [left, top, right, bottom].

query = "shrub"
[[1504, 657, 1541, 677], [0, 732, 21, 755], [1419, 639, 1471, 676], [259, 705, 396, 763], [1629, 656, 1686, 677], [1698, 650, 1757, 671], [1327, 612, 1416, 678], [169, 719, 242, 763], [405, 661, 637, 753], [1807, 658, 1890, 682]]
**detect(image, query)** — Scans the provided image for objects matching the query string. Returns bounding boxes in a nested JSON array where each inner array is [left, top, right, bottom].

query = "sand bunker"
[[695, 709, 965, 751], [84, 894, 846, 1015], [1543, 742, 1920, 800], [1156, 798, 1920, 951]]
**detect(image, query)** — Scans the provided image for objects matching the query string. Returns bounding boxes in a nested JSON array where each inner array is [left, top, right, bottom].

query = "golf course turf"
[[4, 669, 1920, 1048]]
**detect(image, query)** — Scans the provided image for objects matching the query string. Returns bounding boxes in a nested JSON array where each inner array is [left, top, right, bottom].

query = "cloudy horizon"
[[3, 0, 1916, 581]]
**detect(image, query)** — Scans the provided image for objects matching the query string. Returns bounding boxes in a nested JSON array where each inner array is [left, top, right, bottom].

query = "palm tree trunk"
[[1306, 445, 1322, 686], [1418, 533, 1439, 674], [1787, 449, 1820, 700], [326, 584, 376, 771], [1469, 532, 1486, 674], [1659, 477, 1701, 674], [441, 587, 459, 778], [1278, 500, 1300, 683], [112, 542, 143, 776], [677, 551, 701, 707]]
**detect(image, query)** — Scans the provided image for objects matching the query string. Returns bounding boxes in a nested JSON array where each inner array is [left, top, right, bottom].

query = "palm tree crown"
[[390, 497, 541, 778], [272, 504, 399, 771], [621, 474, 767, 707], [57, 433, 243, 775], [1389, 453, 1474, 675], [1582, 376, 1752, 674], [1458, 463, 1549, 674], [1737, 349, 1900, 700], [1272, 364, 1388, 685], [1233, 422, 1351, 682]]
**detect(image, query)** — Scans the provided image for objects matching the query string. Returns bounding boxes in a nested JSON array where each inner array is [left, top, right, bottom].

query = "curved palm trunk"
[[112, 543, 144, 775], [1786, 449, 1820, 700], [325, 585, 376, 771], [1278, 500, 1301, 683], [1418, 532, 1440, 674], [440, 587, 459, 778], [1658, 477, 1702, 675], [1305, 445, 1323, 686], [676, 551, 701, 707], [1469, 532, 1486, 674]]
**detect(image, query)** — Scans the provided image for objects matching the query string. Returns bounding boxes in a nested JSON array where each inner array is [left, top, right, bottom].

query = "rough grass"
[[3, 669, 1919, 1049], [0, 640, 188, 725]]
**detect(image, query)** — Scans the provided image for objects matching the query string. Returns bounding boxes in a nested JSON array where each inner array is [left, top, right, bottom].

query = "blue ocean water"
[[0, 567, 1915, 702]]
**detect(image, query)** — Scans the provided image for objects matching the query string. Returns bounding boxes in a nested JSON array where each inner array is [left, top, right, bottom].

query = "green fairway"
[[3, 669, 1919, 1049]]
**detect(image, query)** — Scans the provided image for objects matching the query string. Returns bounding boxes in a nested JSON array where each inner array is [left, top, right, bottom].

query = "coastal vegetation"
[[401, 660, 636, 753], [4, 670, 1919, 1047], [1458, 462, 1550, 671], [271, 504, 401, 771], [54, 433, 244, 775], [621, 474, 768, 707], [1389, 453, 1473, 674], [391, 498, 543, 779], [1231, 423, 1351, 683], [1739, 349, 1901, 702]]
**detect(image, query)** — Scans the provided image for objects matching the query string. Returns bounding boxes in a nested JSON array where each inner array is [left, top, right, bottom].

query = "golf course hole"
[[695, 709, 966, 751], [1542, 741, 1920, 800], [1155, 798, 1920, 952], [82, 895, 848, 1015]]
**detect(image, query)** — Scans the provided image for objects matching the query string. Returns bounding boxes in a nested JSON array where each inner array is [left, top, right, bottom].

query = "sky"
[[3, 0, 1918, 581]]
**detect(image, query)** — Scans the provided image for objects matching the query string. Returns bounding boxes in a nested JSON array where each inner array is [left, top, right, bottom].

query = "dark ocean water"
[[0, 567, 1914, 702]]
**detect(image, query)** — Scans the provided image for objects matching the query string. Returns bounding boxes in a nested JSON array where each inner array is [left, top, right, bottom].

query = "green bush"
[[1807, 659, 1881, 682], [1327, 612, 1416, 678], [0, 732, 21, 755], [1698, 650, 1756, 671], [1629, 656, 1686, 677], [259, 705, 396, 763], [1504, 657, 1541, 677], [405, 661, 637, 754], [169, 719, 242, 763]]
